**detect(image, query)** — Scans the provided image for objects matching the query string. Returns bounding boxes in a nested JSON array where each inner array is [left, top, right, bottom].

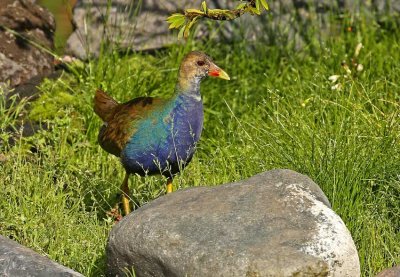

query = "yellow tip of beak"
[[209, 63, 230, 80], [218, 69, 230, 80]]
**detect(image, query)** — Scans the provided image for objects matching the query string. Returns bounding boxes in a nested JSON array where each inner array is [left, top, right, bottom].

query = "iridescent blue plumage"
[[93, 51, 229, 215], [121, 92, 204, 178]]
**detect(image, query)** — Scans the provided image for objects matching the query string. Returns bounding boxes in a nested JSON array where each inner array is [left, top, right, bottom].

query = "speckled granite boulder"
[[0, 0, 55, 87], [107, 169, 360, 277], [0, 235, 84, 277]]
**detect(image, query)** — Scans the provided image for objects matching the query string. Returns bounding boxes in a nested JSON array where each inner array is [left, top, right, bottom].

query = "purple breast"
[[121, 94, 204, 178]]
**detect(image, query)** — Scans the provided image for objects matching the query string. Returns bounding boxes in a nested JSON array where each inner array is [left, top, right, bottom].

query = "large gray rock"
[[0, 235, 84, 277], [375, 266, 400, 277], [107, 169, 360, 277], [66, 0, 400, 59], [0, 0, 55, 87]]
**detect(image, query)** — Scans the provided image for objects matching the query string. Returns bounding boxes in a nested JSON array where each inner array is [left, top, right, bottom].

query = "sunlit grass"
[[1, 16, 399, 276]]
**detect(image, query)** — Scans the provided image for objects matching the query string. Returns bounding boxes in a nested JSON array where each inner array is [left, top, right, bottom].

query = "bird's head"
[[178, 51, 230, 88]]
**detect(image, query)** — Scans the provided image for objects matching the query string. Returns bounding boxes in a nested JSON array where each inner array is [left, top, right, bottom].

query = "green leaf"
[[235, 3, 247, 10], [249, 6, 260, 15], [201, 1, 207, 13], [183, 16, 199, 38], [185, 9, 204, 15], [170, 17, 186, 29], [183, 25, 190, 38], [178, 25, 185, 40], [167, 13, 186, 29], [260, 0, 269, 11], [167, 13, 184, 23], [255, 0, 260, 13], [188, 16, 199, 29]]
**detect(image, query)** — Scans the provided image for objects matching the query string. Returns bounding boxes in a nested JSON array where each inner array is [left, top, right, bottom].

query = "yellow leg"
[[121, 173, 131, 215], [166, 178, 173, 194]]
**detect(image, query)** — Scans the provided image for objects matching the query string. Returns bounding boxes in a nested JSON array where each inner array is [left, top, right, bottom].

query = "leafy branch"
[[167, 0, 269, 39]]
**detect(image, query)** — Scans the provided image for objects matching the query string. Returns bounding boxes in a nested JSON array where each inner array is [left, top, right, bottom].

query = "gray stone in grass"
[[375, 266, 400, 277], [0, 154, 7, 163], [0, 235, 84, 276], [106, 169, 360, 277]]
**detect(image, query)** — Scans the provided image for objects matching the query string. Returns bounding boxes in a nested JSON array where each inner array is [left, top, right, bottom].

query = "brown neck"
[[176, 72, 201, 94]]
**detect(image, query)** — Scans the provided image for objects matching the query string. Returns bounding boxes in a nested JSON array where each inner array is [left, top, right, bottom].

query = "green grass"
[[1, 16, 399, 276]]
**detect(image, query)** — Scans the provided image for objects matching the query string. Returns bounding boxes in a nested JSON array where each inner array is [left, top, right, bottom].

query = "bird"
[[94, 51, 230, 216]]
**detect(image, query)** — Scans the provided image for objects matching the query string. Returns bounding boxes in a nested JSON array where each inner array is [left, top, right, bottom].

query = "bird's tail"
[[94, 89, 119, 122]]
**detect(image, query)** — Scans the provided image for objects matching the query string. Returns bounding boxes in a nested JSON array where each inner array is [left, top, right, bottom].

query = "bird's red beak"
[[208, 63, 230, 80]]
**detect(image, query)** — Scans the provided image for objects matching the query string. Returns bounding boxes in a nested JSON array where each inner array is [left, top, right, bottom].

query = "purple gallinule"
[[94, 51, 229, 215]]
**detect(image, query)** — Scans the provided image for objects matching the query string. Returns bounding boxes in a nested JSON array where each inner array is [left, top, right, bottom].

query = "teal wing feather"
[[97, 96, 168, 157]]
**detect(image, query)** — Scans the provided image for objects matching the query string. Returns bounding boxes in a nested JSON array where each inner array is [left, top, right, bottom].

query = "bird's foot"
[[106, 207, 123, 222], [166, 178, 173, 194], [120, 172, 131, 215], [121, 193, 131, 215]]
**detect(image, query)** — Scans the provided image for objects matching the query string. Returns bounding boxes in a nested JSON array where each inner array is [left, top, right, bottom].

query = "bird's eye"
[[197, 60, 205, 66]]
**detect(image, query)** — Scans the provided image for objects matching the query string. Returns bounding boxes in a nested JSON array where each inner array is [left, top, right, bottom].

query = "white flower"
[[328, 75, 340, 83], [355, 43, 363, 57], [343, 64, 352, 75], [331, 83, 342, 91]]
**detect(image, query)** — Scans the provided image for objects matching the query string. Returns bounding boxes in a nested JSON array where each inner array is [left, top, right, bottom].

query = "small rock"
[[0, 235, 84, 276], [0, 154, 7, 163], [0, 0, 55, 87], [106, 169, 360, 277], [375, 266, 400, 277]]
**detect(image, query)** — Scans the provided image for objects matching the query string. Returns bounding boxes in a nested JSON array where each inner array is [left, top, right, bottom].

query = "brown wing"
[[97, 94, 167, 157], [94, 89, 119, 122]]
